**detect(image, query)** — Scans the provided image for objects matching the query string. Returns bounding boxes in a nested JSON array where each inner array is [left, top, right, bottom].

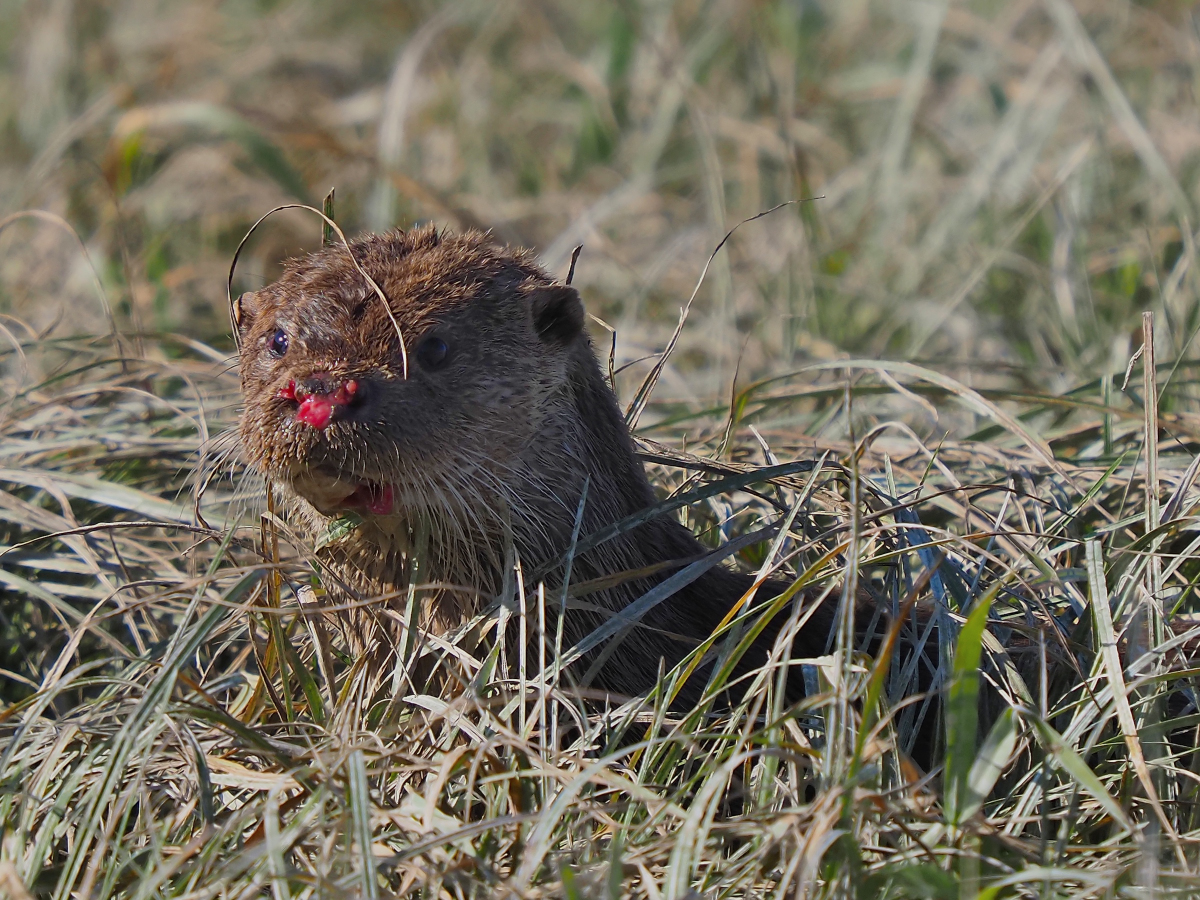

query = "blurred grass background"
[[5, 0, 1199, 403]]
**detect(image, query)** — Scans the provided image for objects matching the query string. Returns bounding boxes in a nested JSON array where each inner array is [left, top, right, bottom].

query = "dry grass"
[[4, 0, 1200, 897], [7, 1, 1200, 388]]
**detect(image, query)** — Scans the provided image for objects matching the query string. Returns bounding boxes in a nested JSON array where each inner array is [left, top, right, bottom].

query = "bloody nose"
[[278, 375, 359, 429]]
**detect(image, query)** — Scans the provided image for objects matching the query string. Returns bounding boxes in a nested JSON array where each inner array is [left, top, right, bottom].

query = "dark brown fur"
[[235, 225, 840, 705]]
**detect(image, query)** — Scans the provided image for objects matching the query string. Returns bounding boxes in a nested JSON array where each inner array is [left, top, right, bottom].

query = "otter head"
[[234, 225, 586, 522]]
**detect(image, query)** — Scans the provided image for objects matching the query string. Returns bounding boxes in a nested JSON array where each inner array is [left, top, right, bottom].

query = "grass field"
[[3, 0, 1200, 897]]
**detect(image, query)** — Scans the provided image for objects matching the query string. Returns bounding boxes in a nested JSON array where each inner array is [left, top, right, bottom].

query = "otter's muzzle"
[[279, 375, 359, 429]]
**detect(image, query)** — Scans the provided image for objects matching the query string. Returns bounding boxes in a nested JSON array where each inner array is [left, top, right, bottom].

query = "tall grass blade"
[[945, 586, 995, 827]]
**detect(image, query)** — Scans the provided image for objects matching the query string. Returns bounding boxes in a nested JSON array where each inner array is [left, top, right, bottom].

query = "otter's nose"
[[278, 374, 360, 429]]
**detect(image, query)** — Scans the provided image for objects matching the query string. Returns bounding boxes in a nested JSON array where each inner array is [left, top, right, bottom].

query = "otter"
[[233, 225, 847, 709]]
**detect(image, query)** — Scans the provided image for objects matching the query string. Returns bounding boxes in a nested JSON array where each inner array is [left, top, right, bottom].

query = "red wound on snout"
[[296, 396, 336, 429], [279, 378, 359, 430]]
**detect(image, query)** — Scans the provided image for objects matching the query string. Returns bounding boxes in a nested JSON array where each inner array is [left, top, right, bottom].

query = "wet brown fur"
[[235, 225, 841, 705]]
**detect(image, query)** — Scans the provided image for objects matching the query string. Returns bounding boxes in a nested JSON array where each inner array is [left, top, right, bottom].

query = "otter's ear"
[[231, 291, 260, 341], [529, 285, 584, 345]]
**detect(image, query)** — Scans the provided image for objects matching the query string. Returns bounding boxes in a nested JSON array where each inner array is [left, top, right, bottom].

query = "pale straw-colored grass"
[[4, 1, 1200, 897]]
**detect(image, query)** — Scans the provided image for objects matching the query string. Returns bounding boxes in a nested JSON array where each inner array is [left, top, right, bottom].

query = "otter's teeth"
[[344, 483, 395, 516]]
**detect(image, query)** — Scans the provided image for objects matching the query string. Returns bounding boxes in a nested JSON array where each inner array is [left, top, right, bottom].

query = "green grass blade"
[[945, 585, 995, 827]]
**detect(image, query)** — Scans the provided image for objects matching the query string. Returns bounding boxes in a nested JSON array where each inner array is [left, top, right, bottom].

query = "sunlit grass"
[[5, 0, 1200, 896], [1, 319, 1199, 896]]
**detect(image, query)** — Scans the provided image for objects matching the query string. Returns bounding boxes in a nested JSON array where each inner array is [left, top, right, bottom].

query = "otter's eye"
[[268, 328, 289, 358], [416, 336, 450, 370]]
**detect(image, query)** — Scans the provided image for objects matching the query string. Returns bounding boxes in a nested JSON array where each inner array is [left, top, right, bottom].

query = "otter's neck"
[[490, 340, 680, 592]]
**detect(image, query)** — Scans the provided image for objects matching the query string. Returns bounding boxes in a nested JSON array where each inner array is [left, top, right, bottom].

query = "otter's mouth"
[[289, 467, 397, 517], [341, 482, 395, 516]]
